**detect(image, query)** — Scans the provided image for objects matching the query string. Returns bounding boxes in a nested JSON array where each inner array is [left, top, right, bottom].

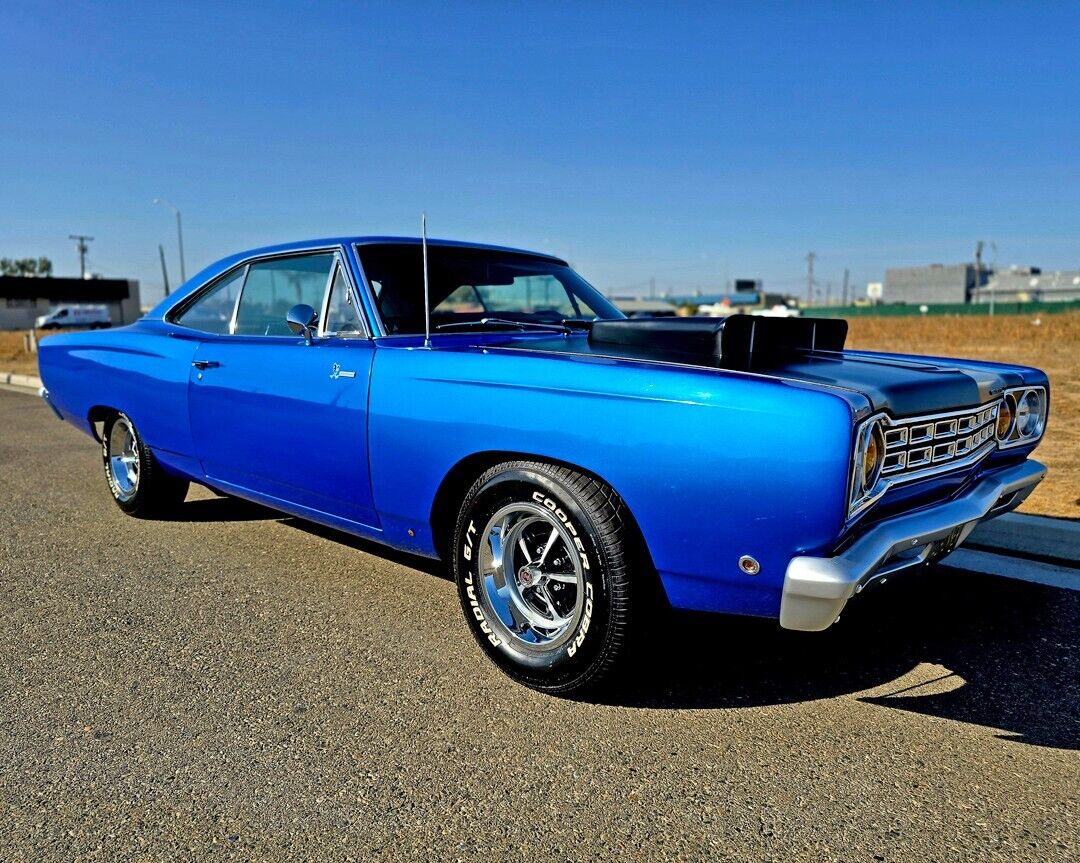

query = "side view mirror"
[[286, 304, 318, 344]]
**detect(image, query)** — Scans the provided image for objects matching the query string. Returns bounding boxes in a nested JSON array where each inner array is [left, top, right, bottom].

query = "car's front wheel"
[[453, 460, 633, 695], [102, 412, 189, 517]]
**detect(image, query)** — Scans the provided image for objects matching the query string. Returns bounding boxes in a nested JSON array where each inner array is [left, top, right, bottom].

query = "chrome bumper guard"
[[780, 459, 1047, 632]]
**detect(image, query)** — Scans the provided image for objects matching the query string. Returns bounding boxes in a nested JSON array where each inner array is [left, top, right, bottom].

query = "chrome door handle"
[[192, 360, 220, 370]]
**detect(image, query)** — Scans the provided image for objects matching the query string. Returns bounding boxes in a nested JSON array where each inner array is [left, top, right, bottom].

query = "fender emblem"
[[330, 362, 356, 380]]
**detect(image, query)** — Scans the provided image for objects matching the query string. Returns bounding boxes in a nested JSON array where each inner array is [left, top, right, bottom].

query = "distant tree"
[[0, 257, 54, 276]]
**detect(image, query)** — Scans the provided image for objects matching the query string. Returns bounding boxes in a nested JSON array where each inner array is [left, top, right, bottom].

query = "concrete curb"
[[967, 512, 1079, 568], [0, 371, 43, 390], [943, 548, 1078, 590]]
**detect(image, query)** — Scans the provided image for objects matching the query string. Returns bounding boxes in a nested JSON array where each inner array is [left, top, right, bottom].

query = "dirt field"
[[846, 311, 1079, 518], [0, 330, 41, 375], [4, 312, 1077, 516]]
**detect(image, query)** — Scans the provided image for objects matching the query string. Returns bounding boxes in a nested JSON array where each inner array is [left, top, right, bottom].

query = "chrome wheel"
[[477, 502, 585, 651], [107, 417, 140, 502]]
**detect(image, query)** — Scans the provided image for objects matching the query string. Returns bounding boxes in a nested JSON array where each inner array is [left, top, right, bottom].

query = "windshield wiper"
[[435, 317, 571, 333]]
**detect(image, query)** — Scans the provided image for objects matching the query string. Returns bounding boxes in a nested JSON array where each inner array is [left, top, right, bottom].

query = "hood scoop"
[[589, 314, 848, 371]]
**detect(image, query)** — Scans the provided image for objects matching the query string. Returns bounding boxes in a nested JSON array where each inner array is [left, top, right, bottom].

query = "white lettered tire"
[[453, 460, 632, 694]]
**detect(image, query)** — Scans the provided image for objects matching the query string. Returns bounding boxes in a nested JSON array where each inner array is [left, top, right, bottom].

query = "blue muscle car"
[[37, 237, 1050, 693]]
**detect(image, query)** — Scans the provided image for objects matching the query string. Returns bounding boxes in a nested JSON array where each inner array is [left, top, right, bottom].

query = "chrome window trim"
[[166, 263, 249, 335], [315, 259, 337, 338], [231, 250, 336, 339], [166, 245, 371, 340], [227, 264, 249, 335], [351, 242, 388, 338], [319, 255, 371, 340]]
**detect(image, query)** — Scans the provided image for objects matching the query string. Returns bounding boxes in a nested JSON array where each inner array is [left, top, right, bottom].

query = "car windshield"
[[356, 243, 624, 335]]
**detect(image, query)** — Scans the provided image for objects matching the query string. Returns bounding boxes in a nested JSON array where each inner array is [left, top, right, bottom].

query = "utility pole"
[[154, 198, 187, 283], [805, 252, 816, 307], [158, 244, 171, 296], [841, 268, 850, 306], [975, 240, 991, 317], [69, 234, 94, 279]]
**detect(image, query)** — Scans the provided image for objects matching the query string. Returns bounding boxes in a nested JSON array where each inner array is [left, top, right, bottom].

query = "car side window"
[[233, 254, 334, 336], [174, 267, 246, 334], [324, 264, 365, 338]]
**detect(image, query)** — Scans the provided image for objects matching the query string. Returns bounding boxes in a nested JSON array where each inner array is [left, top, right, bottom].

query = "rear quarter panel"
[[37, 323, 199, 469], [368, 344, 857, 618]]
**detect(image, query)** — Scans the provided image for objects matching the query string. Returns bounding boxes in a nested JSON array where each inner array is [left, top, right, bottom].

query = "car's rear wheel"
[[453, 460, 633, 695], [102, 412, 189, 517]]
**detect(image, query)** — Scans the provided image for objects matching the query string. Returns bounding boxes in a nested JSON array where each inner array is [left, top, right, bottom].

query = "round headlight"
[[996, 395, 1015, 441], [1015, 390, 1044, 438], [860, 421, 885, 493]]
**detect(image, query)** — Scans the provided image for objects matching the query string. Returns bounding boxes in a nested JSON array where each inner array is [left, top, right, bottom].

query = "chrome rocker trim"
[[780, 459, 1047, 632]]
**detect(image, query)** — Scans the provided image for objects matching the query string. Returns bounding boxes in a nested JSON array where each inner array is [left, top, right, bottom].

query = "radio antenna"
[[421, 212, 431, 348]]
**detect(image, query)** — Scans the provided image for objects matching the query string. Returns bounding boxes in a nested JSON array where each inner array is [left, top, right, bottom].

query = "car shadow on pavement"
[[596, 567, 1079, 750], [168, 494, 280, 523], [281, 518, 451, 579], [169, 493, 451, 576]]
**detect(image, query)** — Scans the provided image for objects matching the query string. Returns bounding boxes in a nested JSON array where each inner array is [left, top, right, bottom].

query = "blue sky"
[[3, 1, 1080, 304]]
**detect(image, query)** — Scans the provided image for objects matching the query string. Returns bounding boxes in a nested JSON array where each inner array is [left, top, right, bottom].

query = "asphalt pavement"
[[1, 387, 1076, 861]]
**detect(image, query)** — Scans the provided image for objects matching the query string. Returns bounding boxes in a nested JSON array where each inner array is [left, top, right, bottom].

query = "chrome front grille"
[[880, 402, 999, 479]]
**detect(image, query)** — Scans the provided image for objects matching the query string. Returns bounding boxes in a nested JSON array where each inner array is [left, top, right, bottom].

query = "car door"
[[187, 251, 379, 528]]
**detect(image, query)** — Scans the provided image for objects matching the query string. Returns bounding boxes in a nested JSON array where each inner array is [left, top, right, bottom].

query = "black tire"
[[101, 412, 189, 517], [453, 460, 632, 695]]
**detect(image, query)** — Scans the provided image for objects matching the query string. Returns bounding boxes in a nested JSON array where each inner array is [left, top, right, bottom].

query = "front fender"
[[368, 345, 855, 619]]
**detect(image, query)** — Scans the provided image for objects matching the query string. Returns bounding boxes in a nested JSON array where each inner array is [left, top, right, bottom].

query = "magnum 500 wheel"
[[102, 412, 189, 517], [453, 461, 633, 695]]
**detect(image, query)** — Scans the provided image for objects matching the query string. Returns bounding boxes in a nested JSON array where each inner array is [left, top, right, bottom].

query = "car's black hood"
[[488, 331, 1027, 418], [765, 350, 1019, 416], [578, 314, 1023, 416]]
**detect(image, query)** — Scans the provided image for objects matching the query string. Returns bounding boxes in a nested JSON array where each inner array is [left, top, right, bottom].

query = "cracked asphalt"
[[1, 387, 1077, 861]]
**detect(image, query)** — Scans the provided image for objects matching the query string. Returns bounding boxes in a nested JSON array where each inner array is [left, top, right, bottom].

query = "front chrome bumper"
[[780, 459, 1047, 631]]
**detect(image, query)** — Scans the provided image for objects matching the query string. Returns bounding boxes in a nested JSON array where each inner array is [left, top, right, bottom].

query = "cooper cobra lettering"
[[531, 492, 591, 570], [567, 583, 594, 658]]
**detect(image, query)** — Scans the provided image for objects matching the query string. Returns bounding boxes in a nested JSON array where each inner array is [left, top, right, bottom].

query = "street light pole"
[[153, 198, 186, 283]]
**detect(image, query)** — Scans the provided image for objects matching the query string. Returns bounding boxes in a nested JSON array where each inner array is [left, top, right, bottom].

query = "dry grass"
[[0, 330, 43, 375], [4, 313, 1077, 516], [846, 311, 1079, 518]]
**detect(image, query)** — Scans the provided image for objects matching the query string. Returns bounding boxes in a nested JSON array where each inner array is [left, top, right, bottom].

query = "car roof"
[[216, 236, 565, 271], [145, 236, 568, 320]]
